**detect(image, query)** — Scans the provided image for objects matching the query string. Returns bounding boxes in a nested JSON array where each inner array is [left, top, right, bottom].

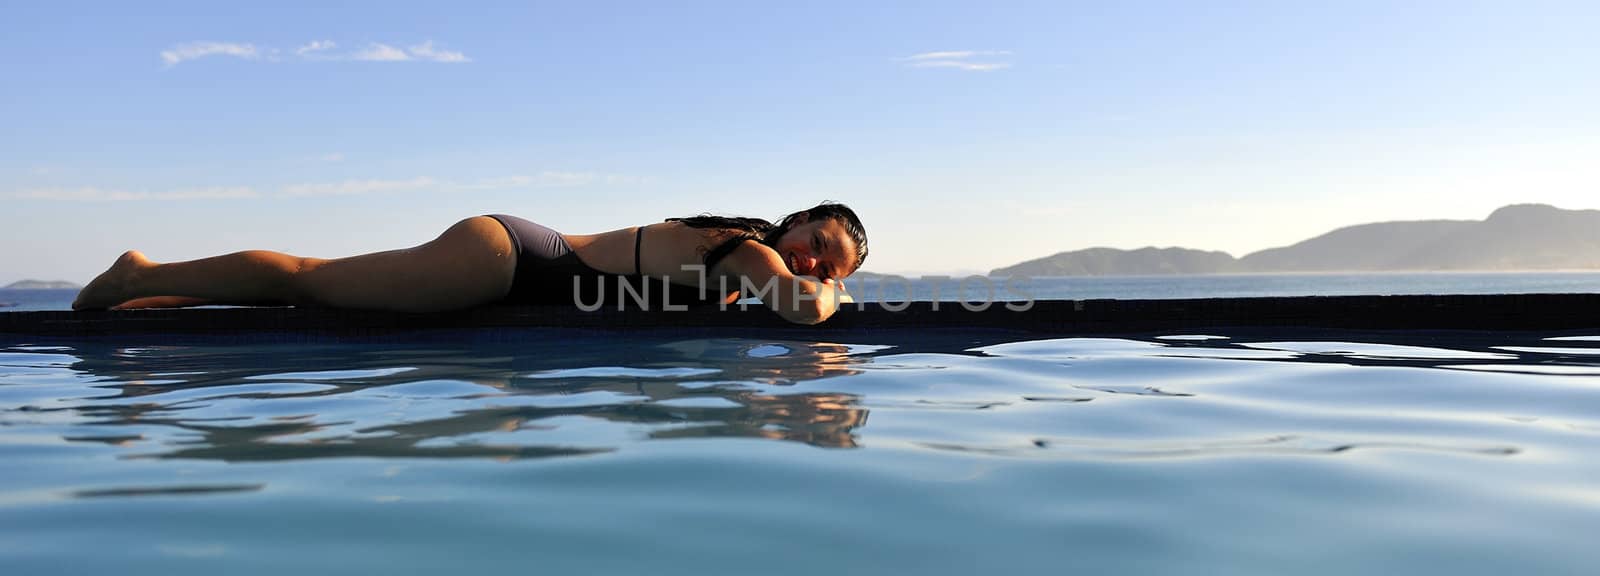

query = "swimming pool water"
[[3, 328, 1599, 575]]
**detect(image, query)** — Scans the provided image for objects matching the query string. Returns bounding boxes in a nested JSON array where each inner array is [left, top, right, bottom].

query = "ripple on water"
[[524, 367, 723, 379], [5, 330, 1600, 574], [1440, 364, 1600, 376], [244, 367, 419, 381], [1494, 345, 1600, 356], [1239, 341, 1518, 360]]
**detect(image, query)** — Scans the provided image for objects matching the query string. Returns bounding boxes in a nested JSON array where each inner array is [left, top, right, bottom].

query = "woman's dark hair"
[[667, 202, 868, 275]]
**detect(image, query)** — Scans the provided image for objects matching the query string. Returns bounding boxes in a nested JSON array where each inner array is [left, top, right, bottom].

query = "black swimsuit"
[[487, 214, 732, 307]]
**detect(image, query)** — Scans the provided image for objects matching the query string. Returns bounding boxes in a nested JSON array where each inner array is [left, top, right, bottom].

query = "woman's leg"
[[112, 296, 215, 310], [73, 216, 517, 312]]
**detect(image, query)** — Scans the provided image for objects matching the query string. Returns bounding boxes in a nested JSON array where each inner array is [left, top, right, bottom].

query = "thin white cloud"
[[281, 173, 643, 196], [910, 60, 1011, 71], [13, 186, 259, 201], [351, 43, 412, 62], [161, 42, 261, 66], [277, 173, 634, 197], [11, 172, 632, 201], [319, 153, 345, 163], [531, 172, 596, 187], [281, 177, 437, 197], [897, 50, 1014, 72], [296, 40, 337, 56], [451, 175, 539, 190], [161, 40, 470, 66], [902, 50, 1012, 61], [451, 172, 639, 190], [407, 41, 470, 63]]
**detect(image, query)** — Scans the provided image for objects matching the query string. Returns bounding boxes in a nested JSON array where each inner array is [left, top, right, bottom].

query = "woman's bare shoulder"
[[630, 221, 761, 280], [644, 222, 749, 257]]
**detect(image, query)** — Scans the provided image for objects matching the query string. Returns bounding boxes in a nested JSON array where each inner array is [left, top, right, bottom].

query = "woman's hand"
[[827, 278, 854, 304]]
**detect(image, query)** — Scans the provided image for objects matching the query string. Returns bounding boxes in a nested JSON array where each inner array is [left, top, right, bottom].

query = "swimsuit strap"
[[634, 226, 643, 276]]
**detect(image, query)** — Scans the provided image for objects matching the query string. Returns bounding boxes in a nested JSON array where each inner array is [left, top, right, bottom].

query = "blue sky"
[[4, 0, 1599, 284]]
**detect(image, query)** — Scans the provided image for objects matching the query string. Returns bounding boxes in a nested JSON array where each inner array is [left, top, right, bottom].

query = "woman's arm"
[[712, 240, 846, 325]]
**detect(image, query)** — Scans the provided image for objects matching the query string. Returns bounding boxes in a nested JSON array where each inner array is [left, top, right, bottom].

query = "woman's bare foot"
[[73, 251, 155, 310]]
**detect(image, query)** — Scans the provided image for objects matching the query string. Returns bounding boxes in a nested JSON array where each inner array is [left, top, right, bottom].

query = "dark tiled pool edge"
[[3, 294, 1598, 338]]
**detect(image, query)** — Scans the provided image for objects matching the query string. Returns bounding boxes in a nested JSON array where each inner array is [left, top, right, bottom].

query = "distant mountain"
[[990, 204, 1600, 276], [3, 280, 81, 289], [1241, 204, 1600, 272], [991, 247, 1240, 277], [1237, 219, 1474, 272]]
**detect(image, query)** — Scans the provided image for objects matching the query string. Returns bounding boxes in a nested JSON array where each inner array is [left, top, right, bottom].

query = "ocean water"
[[3, 328, 1600, 574], [7, 271, 1600, 311], [852, 271, 1600, 303]]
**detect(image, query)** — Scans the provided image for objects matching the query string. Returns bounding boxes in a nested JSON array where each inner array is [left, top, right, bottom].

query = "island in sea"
[[990, 204, 1600, 276], [3, 280, 82, 290]]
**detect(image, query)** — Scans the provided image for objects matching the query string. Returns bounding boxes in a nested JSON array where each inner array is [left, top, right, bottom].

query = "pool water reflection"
[[3, 328, 1599, 575]]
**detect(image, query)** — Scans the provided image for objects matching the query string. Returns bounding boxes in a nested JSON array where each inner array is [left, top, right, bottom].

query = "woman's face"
[[774, 216, 859, 282]]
